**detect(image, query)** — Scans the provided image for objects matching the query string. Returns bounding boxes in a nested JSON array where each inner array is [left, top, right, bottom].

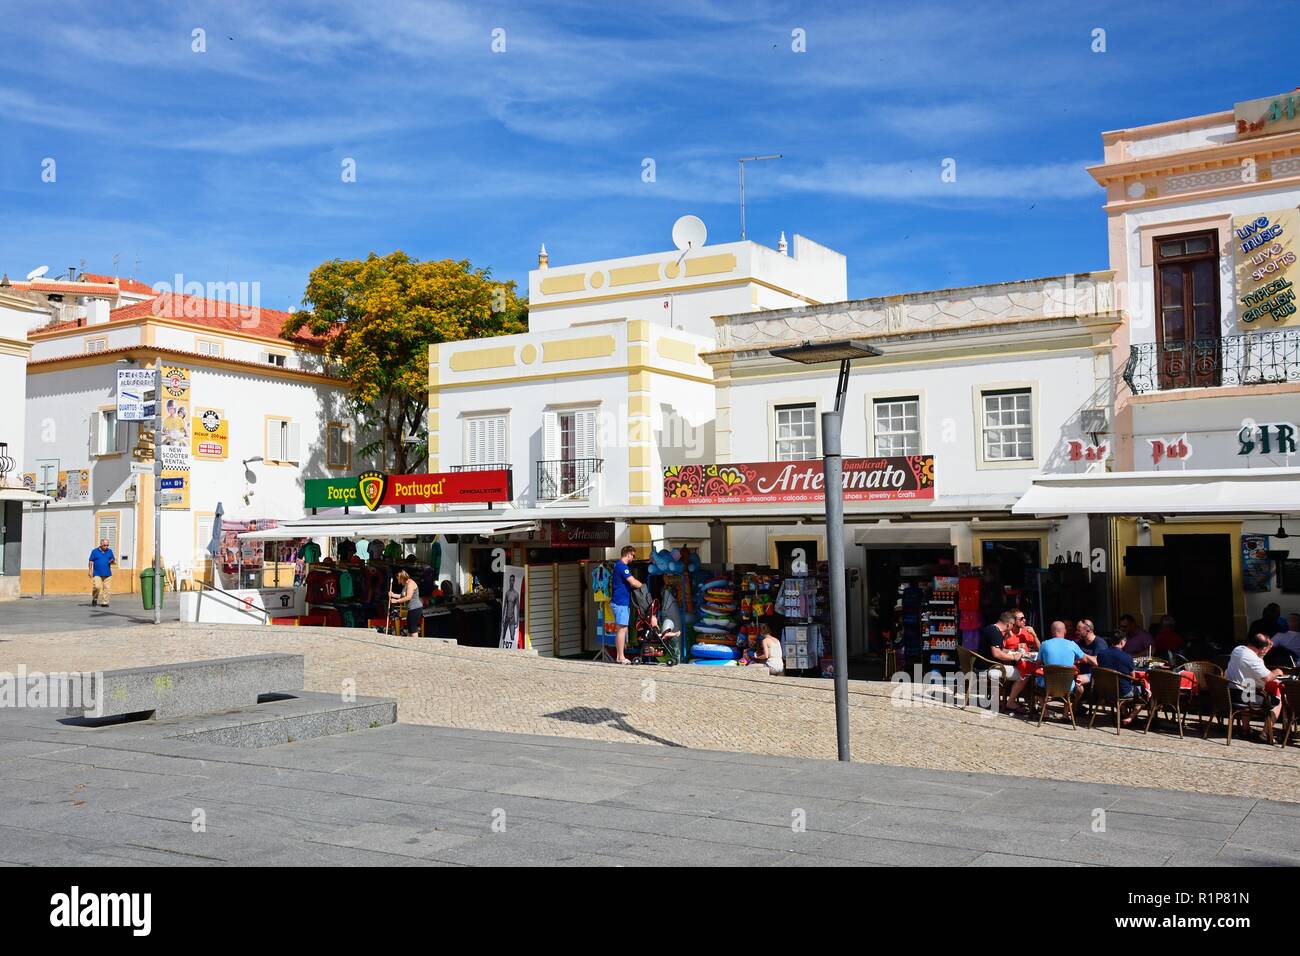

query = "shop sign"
[[116, 369, 156, 421], [1065, 439, 1109, 462], [59, 469, 90, 503], [303, 469, 512, 510], [1148, 436, 1192, 466], [192, 407, 229, 460], [549, 521, 615, 548], [1233, 209, 1298, 327], [1235, 92, 1300, 140], [499, 565, 525, 650], [662, 456, 935, 505], [1238, 421, 1297, 457]]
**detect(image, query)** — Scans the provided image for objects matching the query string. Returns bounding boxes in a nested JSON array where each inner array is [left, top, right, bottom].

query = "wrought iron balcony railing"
[[449, 462, 511, 473], [536, 458, 602, 502], [1123, 329, 1300, 394]]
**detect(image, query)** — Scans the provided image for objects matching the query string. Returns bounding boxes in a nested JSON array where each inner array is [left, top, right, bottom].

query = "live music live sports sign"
[[304, 470, 513, 510]]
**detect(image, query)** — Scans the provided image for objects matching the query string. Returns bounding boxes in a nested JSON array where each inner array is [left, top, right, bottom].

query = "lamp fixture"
[[1276, 515, 1290, 540]]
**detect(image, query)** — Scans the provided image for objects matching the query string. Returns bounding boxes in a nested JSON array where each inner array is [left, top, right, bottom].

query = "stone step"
[[64, 654, 304, 720], [162, 692, 398, 749]]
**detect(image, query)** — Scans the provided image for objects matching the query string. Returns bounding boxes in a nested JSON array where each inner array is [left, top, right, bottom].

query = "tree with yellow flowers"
[[283, 251, 527, 474]]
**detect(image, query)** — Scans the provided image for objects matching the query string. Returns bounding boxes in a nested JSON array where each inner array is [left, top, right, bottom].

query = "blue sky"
[[0, 0, 1287, 311]]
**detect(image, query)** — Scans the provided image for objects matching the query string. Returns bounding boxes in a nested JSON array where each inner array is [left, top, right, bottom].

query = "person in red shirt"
[[1004, 608, 1039, 652], [1153, 615, 1183, 655]]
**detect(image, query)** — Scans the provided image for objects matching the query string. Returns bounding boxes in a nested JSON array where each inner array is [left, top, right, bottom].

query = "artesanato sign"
[[304, 469, 512, 510], [663, 456, 935, 505]]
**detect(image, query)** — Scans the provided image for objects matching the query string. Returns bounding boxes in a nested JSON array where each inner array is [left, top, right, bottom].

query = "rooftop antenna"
[[738, 154, 782, 240]]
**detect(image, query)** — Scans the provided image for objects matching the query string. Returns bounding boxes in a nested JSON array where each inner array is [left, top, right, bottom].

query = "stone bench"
[[65, 654, 304, 720]]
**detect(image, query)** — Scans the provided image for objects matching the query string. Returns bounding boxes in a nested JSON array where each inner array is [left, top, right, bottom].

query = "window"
[[774, 403, 817, 460], [1154, 229, 1221, 389], [465, 414, 508, 467], [34, 459, 59, 495], [95, 512, 120, 555], [981, 389, 1034, 462], [196, 338, 223, 357], [265, 417, 301, 464], [873, 397, 920, 456], [262, 351, 287, 367], [84, 337, 107, 354], [91, 408, 124, 455], [326, 422, 352, 470]]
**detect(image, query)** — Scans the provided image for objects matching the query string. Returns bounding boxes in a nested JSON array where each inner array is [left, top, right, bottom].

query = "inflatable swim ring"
[[690, 643, 741, 660]]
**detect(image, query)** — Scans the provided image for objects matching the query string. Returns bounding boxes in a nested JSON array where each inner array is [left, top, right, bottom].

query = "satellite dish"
[[25, 266, 49, 281], [671, 215, 707, 252]]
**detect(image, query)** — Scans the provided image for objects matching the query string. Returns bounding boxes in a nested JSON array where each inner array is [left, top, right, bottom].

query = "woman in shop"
[[753, 623, 784, 676], [389, 569, 423, 637]]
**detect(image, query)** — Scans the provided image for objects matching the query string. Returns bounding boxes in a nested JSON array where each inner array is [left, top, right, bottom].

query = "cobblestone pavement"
[[2, 622, 1298, 803]]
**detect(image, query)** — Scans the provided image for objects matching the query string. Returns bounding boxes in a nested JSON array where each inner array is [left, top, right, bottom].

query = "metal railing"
[[536, 458, 602, 502], [449, 462, 511, 473], [1123, 329, 1300, 394]]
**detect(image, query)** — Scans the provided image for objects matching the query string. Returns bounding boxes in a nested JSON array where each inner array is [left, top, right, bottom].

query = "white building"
[[17, 276, 358, 595], [1065, 89, 1300, 638], [0, 285, 53, 599], [429, 220, 846, 556]]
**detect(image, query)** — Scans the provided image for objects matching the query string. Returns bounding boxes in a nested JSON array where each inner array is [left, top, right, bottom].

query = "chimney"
[[85, 298, 110, 326], [778, 231, 788, 256], [538, 243, 549, 269]]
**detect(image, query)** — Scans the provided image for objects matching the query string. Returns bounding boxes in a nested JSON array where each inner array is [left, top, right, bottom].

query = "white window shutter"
[[577, 409, 597, 459], [114, 418, 126, 454], [543, 410, 559, 461], [89, 411, 100, 455], [267, 420, 283, 461], [469, 418, 484, 465], [493, 416, 507, 463], [286, 422, 301, 463]]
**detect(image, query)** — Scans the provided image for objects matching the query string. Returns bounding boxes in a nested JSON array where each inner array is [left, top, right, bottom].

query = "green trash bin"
[[140, 568, 158, 610]]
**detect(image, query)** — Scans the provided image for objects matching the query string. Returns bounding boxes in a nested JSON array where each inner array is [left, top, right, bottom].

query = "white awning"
[[1, 487, 50, 503], [237, 517, 538, 541], [1013, 467, 1300, 517]]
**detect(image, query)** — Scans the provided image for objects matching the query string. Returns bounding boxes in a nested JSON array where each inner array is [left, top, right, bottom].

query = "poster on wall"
[[192, 407, 229, 460], [1242, 533, 1273, 592], [498, 565, 526, 649], [1233, 209, 1298, 327], [60, 469, 90, 503], [662, 456, 935, 505]]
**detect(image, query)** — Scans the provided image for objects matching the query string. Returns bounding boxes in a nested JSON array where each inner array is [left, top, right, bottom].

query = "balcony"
[[1123, 329, 1300, 394], [449, 462, 511, 473], [536, 458, 602, 502]]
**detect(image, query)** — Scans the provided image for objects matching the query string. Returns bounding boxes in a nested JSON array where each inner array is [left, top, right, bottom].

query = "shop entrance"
[[1163, 533, 1233, 642], [864, 547, 956, 653]]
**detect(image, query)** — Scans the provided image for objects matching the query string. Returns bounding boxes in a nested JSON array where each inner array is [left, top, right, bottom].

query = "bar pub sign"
[[305, 469, 513, 510]]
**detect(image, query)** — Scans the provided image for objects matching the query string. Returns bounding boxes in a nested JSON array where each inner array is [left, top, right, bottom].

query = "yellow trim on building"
[[449, 345, 516, 372], [529, 275, 823, 310], [627, 319, 650, 343], [609, 263, 661, 287], [539, 273, 586, 295], [684, 253, 737, 277], [541, 335, 616, 363], [628, 445, 651, 468], [656, 337, 698, 365]]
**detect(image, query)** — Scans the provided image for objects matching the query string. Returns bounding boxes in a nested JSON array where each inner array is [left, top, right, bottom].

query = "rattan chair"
[[1201, 673, 1271, 746], [1281, 681, 1300, 748], [1143, 668, 1188, 738], [965, 647, 1011, 710], [1037, 665, 1077, 728], [1088, 666, 1142, 735]]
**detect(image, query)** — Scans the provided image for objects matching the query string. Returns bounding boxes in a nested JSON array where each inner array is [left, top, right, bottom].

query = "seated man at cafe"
[[1033, 621, 1087, 705], [1004, 608, 1038, 652], [1270, 613, 1300, 663], [1005, 619, 1063, 713], [1226, 633, 1286, 741], [1095, 631, 1146, 724], [1073, 619, 1107, 692], [1118, 614, 1153, 658], [1248, 603, 1284, 641], [1153, 615, 1183, 657], [980, 611, 1024, 684]]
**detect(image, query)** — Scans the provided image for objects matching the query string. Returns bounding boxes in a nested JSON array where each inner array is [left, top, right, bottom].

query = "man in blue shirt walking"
[[610, 545, 642, 665], [88, 539, 116, 608]]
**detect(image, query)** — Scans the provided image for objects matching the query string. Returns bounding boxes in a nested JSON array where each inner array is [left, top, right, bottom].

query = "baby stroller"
[[630, 586, 680, 666]]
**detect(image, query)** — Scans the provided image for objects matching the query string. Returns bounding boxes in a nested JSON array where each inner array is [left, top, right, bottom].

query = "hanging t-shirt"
[[384, 541, 402, 561], [300, 542, 322, 564]]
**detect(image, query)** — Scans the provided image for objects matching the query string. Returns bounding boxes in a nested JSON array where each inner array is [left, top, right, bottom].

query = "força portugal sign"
[[304, 469, 513, 510], [663, 456, 935, 505]]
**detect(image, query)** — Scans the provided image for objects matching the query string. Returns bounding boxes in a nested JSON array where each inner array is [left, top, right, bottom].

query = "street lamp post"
[[737, 154, 782, 240], [769, 339, 882, 762]]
